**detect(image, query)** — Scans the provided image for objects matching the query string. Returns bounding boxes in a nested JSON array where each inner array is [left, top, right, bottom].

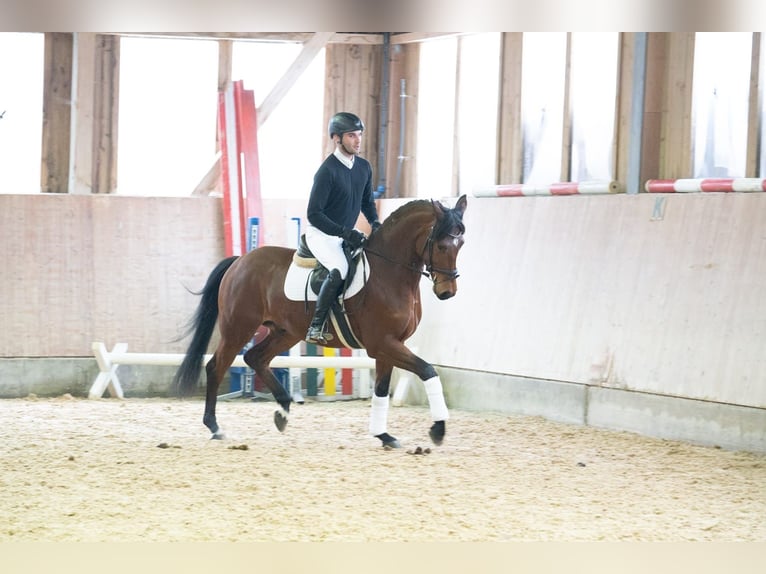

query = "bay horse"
[[173, 195, 467, 448]]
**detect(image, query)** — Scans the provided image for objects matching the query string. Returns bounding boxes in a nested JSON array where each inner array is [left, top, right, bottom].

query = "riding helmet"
[[328, 112, 365, 138]]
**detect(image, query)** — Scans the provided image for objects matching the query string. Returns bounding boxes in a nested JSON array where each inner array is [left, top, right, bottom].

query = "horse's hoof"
[[376, 433, 401, 449], [211, 431, 225, 440], [274, 409, 288, 432], [429, 421, 445, 446]]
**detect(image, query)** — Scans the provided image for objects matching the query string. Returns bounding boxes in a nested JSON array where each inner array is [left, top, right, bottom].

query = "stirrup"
[[306, 326, 334, 344]]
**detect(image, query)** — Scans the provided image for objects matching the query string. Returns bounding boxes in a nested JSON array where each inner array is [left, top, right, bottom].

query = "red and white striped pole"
[[473, 180, 620, 197], [644, 178, 766, 193]]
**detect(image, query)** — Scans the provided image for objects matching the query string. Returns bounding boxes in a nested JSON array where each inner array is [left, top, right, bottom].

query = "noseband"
[[421, 226, 461, 285]]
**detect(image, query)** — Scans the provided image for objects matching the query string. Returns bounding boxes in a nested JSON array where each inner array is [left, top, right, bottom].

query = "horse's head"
[[424, 195, 467, 300]]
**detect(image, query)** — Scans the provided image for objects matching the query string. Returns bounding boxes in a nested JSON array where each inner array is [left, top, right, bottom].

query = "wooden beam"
[[69, 34, 119, 194], [257, 32, 334, 128], [660, 32, 695, 178], [746, 33, 761, 177], [496, 33, 523, 185], [560, 33, 573, 182], [107, 32, 460, 46], [641, 33, 666, 185], [218, 39, 233, 92], [93, 34, 119, 194], [390, 33, 463, 45], [41, 33, 73, 194], [70, 33, 96, 195], [192, 152, 222, 196]]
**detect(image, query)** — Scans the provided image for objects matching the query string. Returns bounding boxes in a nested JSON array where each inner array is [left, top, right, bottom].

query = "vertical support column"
[[92, 34, 119, 194], [626, 33, 648, 194], [68, 33, 120, 195], [69, 32, 95, 195], [41, 33, 73, 194], [660, 32, 695, 178], [496, 33, 524, 186], [560, 33, 573, 182]]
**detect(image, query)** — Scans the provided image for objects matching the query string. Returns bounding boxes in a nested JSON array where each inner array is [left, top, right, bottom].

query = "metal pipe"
[[394, 78, 407, 198], [376, 32, 391, 198], [626, 32, 647, 195]]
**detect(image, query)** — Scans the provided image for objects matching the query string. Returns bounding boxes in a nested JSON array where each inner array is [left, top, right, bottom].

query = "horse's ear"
[[431, 199, 447, 219], [454, 194, 467, 217]]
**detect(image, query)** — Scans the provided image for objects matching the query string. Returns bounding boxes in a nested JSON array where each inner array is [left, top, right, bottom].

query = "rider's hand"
[[341, 228, 366, 249]]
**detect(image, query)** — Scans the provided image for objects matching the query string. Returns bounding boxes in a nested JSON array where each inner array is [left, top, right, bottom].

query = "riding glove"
[[341, 228, 366, 249]]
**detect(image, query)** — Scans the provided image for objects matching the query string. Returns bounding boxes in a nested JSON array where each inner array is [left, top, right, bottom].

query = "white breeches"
[[305, 225, 349, 279]]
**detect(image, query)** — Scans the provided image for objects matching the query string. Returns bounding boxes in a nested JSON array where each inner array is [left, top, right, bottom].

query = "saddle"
[[292, 234, 367, 349], [293, 234, 362, 296]]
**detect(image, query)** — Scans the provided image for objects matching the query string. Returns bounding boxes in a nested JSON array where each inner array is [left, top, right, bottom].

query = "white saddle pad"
[[283, 253, 370, 302]]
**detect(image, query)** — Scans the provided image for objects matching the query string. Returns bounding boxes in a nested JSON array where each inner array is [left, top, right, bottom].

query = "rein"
[[364, 225, 461, 285]]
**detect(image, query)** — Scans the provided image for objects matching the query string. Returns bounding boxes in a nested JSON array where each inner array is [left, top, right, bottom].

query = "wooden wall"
[[0, 194, 225, 357], [323, 40, 420, 198]]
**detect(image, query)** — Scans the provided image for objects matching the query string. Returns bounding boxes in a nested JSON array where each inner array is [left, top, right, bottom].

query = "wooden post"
[[92, 34, 119, 194], [41, 33, 73, 194], [660, 32, 695, 178], [496, 33, 523, 186]]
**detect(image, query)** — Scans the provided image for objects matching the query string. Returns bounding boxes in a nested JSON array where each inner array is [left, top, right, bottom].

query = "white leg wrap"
[[368, 394, 389, 436], [423, 376, 450, 421]]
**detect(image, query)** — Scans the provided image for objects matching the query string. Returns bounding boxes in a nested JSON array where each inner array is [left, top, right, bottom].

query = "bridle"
[[365, 224, 462, 286]]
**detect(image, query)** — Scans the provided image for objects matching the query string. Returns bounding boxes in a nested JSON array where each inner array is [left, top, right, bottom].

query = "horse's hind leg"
[[243, 328, 299, 433], [203, 341, 245, 439]]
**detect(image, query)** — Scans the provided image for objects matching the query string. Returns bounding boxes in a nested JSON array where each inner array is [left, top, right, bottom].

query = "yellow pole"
[[323, 346, 336, 396]]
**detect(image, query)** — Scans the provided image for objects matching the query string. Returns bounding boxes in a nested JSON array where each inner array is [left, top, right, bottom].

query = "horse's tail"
[[173, 256, 239, 397]]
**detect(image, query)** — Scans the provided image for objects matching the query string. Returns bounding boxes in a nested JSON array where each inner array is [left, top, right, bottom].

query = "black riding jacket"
[[307, 154, 379, 236]]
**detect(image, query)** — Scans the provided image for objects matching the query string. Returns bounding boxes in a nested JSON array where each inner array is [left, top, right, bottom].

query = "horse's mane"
[[383, 198, 465, 238]]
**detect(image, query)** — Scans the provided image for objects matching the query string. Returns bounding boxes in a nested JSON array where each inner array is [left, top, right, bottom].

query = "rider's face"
[[338, 130, 363, 156]]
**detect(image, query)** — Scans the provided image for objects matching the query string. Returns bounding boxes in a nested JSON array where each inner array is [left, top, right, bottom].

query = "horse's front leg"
[[372, 340, 449, 446], [422, 370, 449, 446], [370, 361, 400, 448]]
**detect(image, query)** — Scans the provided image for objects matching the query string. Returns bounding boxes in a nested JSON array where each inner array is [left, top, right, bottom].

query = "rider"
[[304, 111, 382, 344]]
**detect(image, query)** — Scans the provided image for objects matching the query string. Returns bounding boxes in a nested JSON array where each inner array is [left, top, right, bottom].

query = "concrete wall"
[[393, 193, 766, 452]]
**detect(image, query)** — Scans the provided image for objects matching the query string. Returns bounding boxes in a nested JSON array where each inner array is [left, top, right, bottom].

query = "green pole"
[[306, 342, 318, 396]]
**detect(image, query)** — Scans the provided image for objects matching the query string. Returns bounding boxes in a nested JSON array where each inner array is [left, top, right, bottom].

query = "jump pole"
[[473, 180, 621, 197], [644, 178, 766, 193], [88, 342, 375, 399]]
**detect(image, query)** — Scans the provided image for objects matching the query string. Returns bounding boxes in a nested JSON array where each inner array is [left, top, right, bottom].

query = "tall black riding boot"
[[305, 268, 344, 344]]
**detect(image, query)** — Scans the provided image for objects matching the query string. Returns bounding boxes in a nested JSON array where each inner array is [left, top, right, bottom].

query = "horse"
[[173, 194, 467, 448]]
